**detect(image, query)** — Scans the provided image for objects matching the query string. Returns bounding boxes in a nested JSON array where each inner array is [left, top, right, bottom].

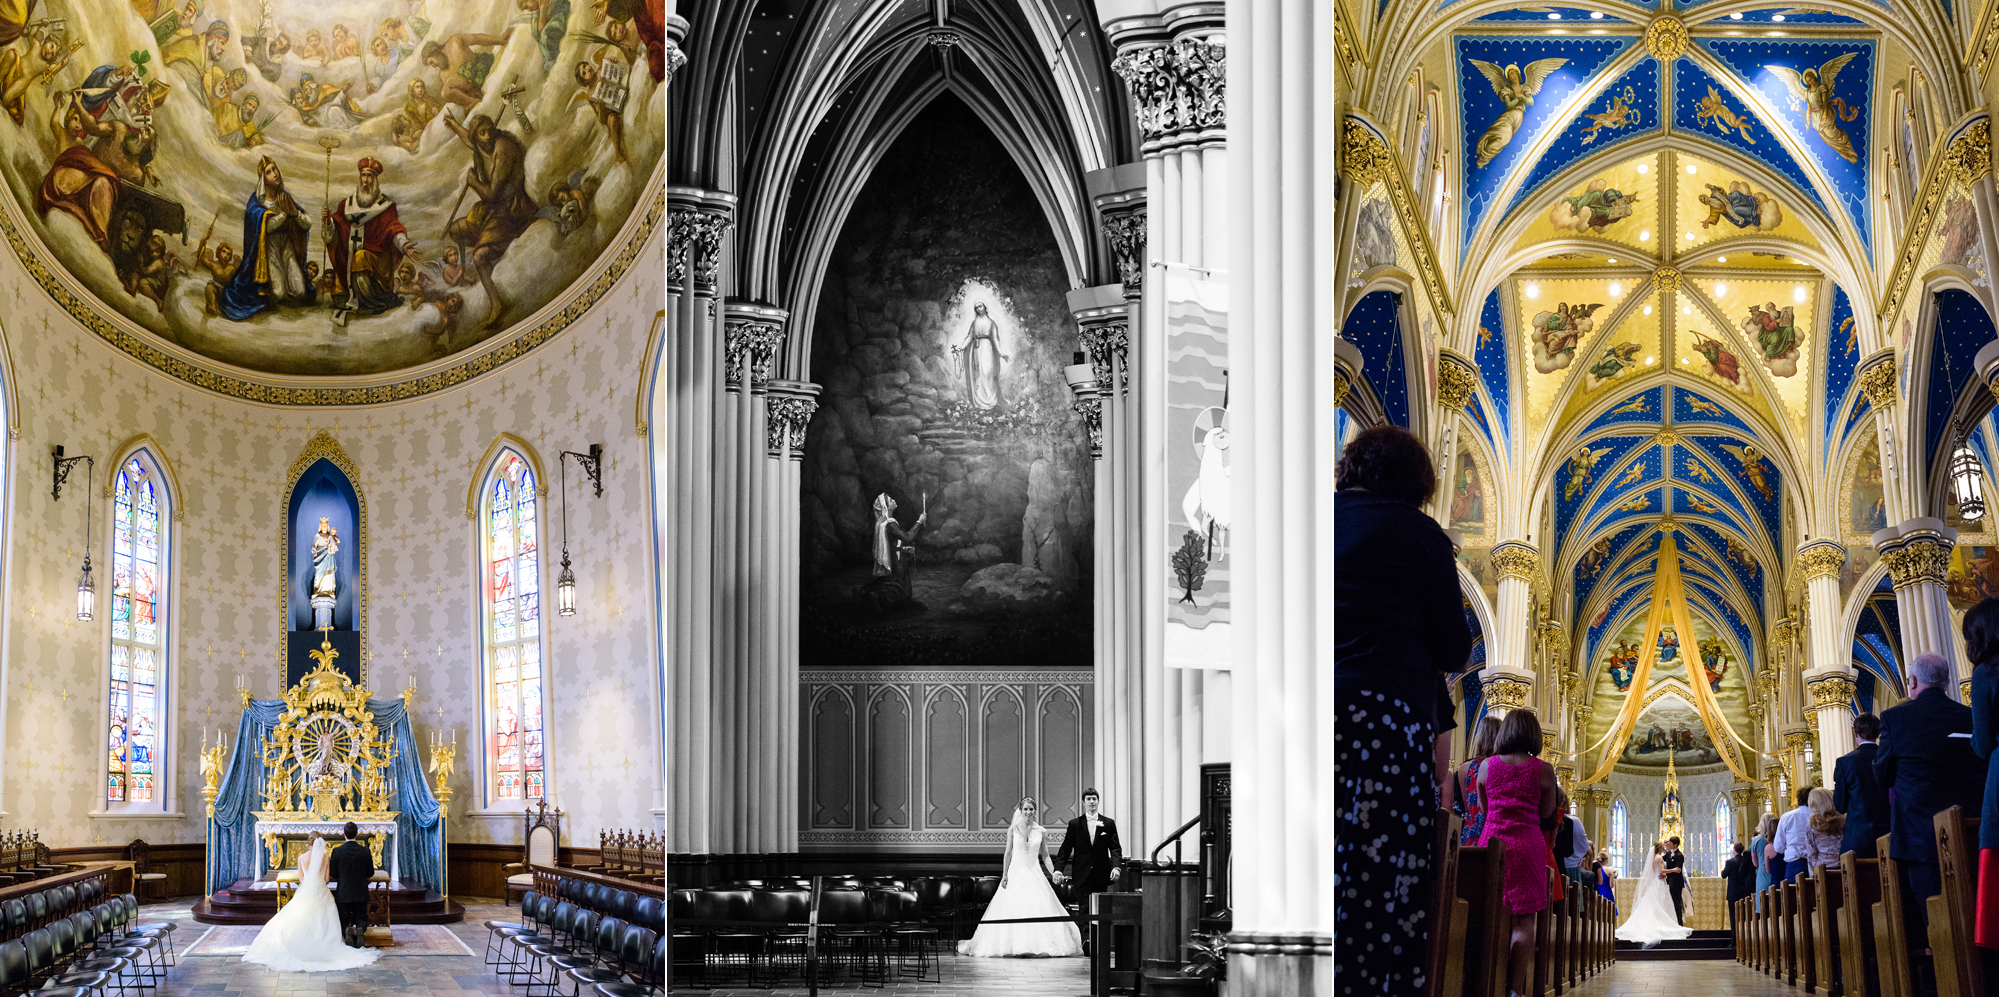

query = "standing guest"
[[1557, 811, 1592, 894], [1475, 709, 1565, 997], [1334, 425, 1473, 996], [1832, 712, 1889, 858], [1751, 811, 1777, 912], [1723, 842, 1756, 929], [1594, 850, 1617, 915], [1876, 650, 1985, 970], [1455, 716, 1503, 845], [1800, 787, 1845, 871], [1772, 787, 1813, 883], [1660, 836, 1687, 924], [1960, 598, 1995, 950]]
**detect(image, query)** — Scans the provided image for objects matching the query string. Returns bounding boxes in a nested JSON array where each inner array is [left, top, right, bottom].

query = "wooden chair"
[[1839, 852, 1882, 997], [364, 870, 394, 948], [127, 840, 167, 903], [502, 800, 562, 905], [1928, 807, 1984, 997], [1811, 862, 1842, 997], [1873, 835, 1912, 997], [1454, 843, 1509, 997]]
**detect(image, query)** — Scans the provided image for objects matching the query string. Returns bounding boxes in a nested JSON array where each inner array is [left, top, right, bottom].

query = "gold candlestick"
[[429, 740, 456, 807], [199, 740, 228, 819]]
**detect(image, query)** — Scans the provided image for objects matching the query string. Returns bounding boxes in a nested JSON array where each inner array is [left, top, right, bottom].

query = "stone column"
[[1071, 281, 1137, 839], [1857, 349, 1913, 526], [1223, 0, 1331, 987], [765, 380, 819, 855], [1804, 674, 1855, 787], [1730, 785, 1757, 843], [665, 12, 687, 89], [1108, 10, 1226, 855], [1796, 540, 1854, 783], [663, 189, 732, 855], [1429, 351, 1479, 524], [720, 302, 785, 854], [1779, 725, 1814, 800], [1483, 542, 1540, 703], [1877, 521, 1962, 695]]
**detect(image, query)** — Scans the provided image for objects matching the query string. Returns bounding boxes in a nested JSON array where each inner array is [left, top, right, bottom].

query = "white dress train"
[[957, 823, 1083, 958], [1613, 854, 1694, 948], [241, 838, 382, 972]]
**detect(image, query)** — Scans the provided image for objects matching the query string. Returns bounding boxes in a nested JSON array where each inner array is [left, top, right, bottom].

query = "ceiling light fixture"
[[1609, 281, 1623, 296], [1683, 305, 1692, 315], [1685, 231, 1695, 240], [1639, 229, 1651, 241], [1646, 356, 1656, 364], [1548, 10, 1561, 17], [1637, 163, 1649, 173], [1714, 282, 1728, 295], [1730, 10, 1743, 17], [1590, 9, 1604, 16], [1525, 282, 1541, 299], [1686, 165, 1698, 175], [1772, 13, 1784, 20], [1681, 357, 1690, 363], [1793, 285, 1808, 302], [1717, 256, 1728, 263], [555, 444, 606, 617], [1643, 305, 1653, 315]]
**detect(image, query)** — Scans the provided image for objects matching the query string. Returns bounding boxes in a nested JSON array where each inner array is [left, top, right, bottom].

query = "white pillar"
[[1483, 542, 1540, 701], [1877, 520, 1963, 696], [766, 380, 820, 856], [1225, 0, 1331, 988], [1797, 541, 1854, 783]]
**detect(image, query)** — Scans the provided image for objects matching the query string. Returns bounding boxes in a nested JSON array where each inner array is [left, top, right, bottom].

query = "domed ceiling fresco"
[[0, 0, 665, 398]]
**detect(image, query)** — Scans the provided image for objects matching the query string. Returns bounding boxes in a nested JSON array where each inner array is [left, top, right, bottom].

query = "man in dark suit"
[[1052, 789, 1122, 904], [1661, 836, 1687, 924], [1832, 712, 1890, 858], [1722, 842, 1756, 930], [327, 821, 376, 948], [1876, 653, 1984, 946]]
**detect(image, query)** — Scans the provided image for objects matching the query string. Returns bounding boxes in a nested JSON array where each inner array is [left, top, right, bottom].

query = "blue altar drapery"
[[209, 697, 443, 895]]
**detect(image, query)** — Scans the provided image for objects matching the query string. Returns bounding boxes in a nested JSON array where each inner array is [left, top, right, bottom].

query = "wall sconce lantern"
[[556, 445, 604, 618], [53, 446, 94, 621]]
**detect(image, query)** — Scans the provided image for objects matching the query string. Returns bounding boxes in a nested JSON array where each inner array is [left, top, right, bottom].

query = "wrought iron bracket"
[[561, 445, 604, 498], [51, 446, 92, 501]]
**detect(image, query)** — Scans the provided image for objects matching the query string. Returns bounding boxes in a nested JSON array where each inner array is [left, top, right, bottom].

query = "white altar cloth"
[[251, 818, 400, 888]]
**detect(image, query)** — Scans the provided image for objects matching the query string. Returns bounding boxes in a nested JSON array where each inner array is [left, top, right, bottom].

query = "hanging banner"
[[1164, 269, 1231, 670]]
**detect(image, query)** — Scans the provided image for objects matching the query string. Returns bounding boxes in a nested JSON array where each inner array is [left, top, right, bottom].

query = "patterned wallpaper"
[[0, 230, 666, 858]]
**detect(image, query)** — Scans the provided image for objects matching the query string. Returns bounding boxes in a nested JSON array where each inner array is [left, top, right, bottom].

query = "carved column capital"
[[1880, 532, 1953, 587], [1943, 118, 1993, 185], [1078, 322, 1131, 395], [1795, 541, 1847, 581], [668, 191, 734, 296], [664, 39, 686, 89], [1780, 726, 1815, 752], [723, 302, 788, 393], [1102, 210, 1147, 299], [1111, 36, 1226, 147], [1729, 786, 1755, 809], [1437, 349, 1479, 413], [764, 381, 822, 460], [1489, 541, 1540, 583], [1482, 674, 1534, 712], [1805, 674, 1856, 712], [1857, 349, 1898, 408], [1072, 395, 1103, 459]]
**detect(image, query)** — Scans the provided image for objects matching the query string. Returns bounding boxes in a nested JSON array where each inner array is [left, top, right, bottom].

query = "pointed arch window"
[[1715, 794, 1733, 876], [107, 453, 168, 808], [482, 450, 546, 804], [1610, 796, 1628, 877]]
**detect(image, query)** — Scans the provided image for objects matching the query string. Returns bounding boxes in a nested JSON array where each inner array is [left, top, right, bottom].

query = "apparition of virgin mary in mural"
[[0, 0, 664, 377]]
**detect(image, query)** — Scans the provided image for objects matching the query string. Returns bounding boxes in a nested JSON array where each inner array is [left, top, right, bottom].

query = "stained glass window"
[[108, 456, 164, 806], [1715, 794, 1733, 876], [1610, 797, 1628, 877], [485, 452, 543, 803]]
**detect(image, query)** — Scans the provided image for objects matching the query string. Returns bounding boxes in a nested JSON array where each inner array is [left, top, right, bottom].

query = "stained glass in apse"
[[1610, 797, 1628, 877], [1715, 795, 1732, 876], [486, 453, 544, 802], [108, 459, 163, 805]]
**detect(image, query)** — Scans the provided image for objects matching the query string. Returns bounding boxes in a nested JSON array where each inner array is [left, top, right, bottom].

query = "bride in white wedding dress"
[[958, 797, 1083, 958], [1613, 841, 1694, 948], [241, 837, 381, 971]]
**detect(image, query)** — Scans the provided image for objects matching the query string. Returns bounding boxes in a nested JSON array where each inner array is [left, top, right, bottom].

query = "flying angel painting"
[[1764, 52, 1863, 163], [1564, 443, 1612, 501], [1469, 57, 1569, 167], [1720, 443, 1776, 501]]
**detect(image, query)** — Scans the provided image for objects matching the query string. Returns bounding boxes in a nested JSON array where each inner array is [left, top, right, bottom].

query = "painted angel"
[[1720, 443, 1775, 501], [1764, 52, 1862, 163], [1564, 444, 1610, 501], [1468, 57, 1569, 167]]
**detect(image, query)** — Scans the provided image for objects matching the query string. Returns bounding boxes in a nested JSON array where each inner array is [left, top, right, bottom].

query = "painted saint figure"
[[870, 493, 925, 578], [310, 517, 339, 600], [1764, 53, 1862, 164], [1467, 57, 1568, 167], [216, 156, 313, 320], [442, 112, 538, 328], [324, 157, 419, 322], [958, 302, 1009, 409]]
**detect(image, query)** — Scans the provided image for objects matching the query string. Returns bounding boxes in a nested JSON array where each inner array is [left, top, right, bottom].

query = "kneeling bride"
[[1613, 841, 1693, 949], [241, 832, 381, 971]]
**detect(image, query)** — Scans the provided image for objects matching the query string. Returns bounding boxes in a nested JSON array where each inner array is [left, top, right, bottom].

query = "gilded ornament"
[[1645, 17, 1688, 61], [1782, 727, 1814, 751], [1334, 368, 1352, 408], [1437, 351, 1479, 412], [1339, 115, 1455, 320], [1881, 534, 1953, 587], [1653, 428, 1680, 447], [1796, 541, 1847, 581], [253, 633, 400, 824], [1653, 266, 1681, 293], [1340, 120, 1395, 186], [1483, 674, 1533, 711], [1806, 674, 1856, 710], [1489, 542, 1540, 582], [1943, 119, 1993, 185], [1857, 351, 1899, 407]]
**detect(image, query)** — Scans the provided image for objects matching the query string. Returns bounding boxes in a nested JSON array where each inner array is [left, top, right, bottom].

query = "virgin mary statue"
[[311, 518, 340, 599], [959, 303, 1008, 410]]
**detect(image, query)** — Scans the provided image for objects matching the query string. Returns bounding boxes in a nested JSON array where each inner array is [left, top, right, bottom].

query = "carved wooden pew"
[[1873, 835, 1913, 997], [1839, 851, 1882, 997], [1927, 807, 1984, 997], [1795, 871, 1819, 993], [1811, 862, 1842, 997], [1424, 811, 1466, 997], [1453, 843, 1510, 997]]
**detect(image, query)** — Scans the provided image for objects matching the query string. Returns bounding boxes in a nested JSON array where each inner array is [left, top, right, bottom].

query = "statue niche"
[[283, 435, 365, 687]]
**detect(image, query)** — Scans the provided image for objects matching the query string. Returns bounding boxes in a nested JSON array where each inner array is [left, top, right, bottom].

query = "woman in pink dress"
[[1476, 709, 1565, 997]]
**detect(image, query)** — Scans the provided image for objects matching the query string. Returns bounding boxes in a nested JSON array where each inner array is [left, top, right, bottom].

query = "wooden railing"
[[529, 862, 666, 902], [0, 864, 123, 943]]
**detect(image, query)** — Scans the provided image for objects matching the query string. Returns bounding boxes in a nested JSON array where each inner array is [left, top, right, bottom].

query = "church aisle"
[[1573, 959, 1824, 996]]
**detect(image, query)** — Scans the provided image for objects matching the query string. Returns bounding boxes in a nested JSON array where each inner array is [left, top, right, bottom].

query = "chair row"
[[485, 890, 663, 997], [668, 888, 944, 989], [543, 876, 664, 932], [1425, 810, 1617, 997], [0, 832, 66, 888], [580, 832, 664, 886], [0, 877, 123, 946], [0, 892, 178, 997], [1733, 805, 1985, 997], [688, 876, 1002, 929]]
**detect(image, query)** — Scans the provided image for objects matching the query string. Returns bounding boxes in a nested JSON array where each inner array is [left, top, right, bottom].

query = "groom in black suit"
[[328, 822, 376, 948], [1662, 836, 1687, 924], [1052, 789, 1123, 904]]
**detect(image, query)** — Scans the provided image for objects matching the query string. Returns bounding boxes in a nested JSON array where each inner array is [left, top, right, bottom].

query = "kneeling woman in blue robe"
[[216, 156, 314, 321]]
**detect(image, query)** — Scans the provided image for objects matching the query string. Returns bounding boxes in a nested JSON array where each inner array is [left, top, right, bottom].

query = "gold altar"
[[1613, 875, 1728, 931], [249, 635, 399, 872]]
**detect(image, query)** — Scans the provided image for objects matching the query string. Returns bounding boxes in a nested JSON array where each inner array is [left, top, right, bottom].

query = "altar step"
[[192, 880, 465, 925], [1615, 929, 1734, 960]]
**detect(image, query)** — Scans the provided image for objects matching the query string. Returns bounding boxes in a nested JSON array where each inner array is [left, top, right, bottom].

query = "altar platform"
[[191, 880, 464, 925]]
